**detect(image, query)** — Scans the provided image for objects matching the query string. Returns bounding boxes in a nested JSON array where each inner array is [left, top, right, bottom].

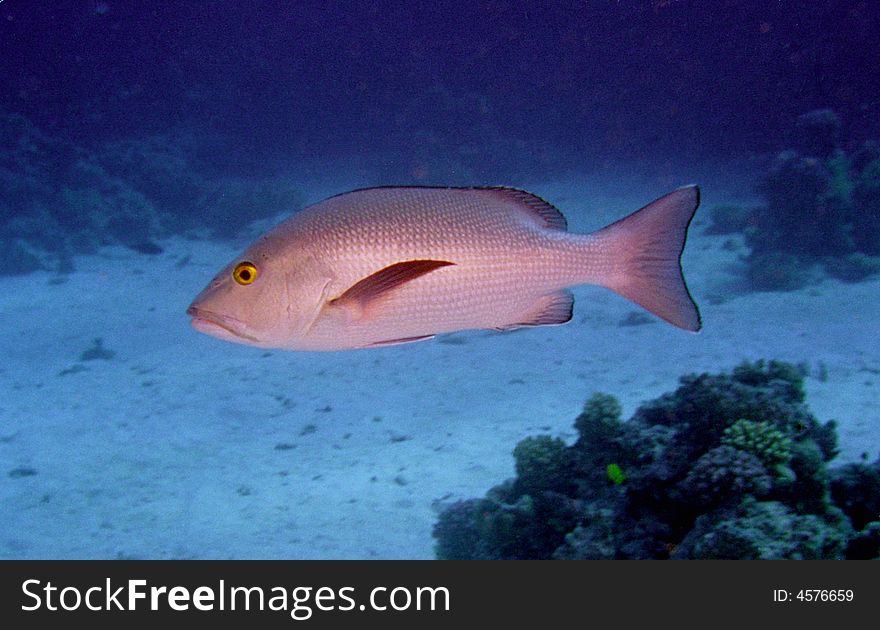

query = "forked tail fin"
[[595, 185, 702, 331]]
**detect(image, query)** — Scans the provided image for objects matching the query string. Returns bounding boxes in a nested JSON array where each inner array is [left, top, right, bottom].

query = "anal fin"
[[495, 291, 574, 331]]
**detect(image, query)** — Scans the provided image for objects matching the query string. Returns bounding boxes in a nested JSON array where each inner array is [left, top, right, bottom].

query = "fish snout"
[[186, 305, 259, 343]]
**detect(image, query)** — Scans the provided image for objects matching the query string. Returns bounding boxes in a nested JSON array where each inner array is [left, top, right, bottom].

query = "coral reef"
[[673, 498, 850, 560], [830, 460, 880, 533], [736, 109, 880, 290], [513, 436, 573, 496], [0, 111, 303, 274], [434, 360, 876, 559], [677, 446, 772, 508]]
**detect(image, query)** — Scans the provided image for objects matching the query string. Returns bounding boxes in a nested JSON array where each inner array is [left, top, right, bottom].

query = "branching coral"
[[721, 419, 792, 469]]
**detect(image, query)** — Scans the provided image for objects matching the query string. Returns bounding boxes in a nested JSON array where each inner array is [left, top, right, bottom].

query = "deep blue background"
[[2, 0, 878, 178]]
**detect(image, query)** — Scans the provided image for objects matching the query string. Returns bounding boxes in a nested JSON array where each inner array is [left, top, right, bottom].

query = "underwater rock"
[[433, 489, 579, 560], [845, 521, 880, 560], [433, 360, 873, 559], [851, 140, 880, 174], [823, 253, 880, 283], [738, 112, 880, 290], [552, 507, 617, 560], [0, 113, 304, 271], [574, 393, 623, 448], [705, 204, 754, 235], [795, 109, 841, 160], [79, 338, 115, 362], [751, 151, 843, 257], [677, 445, 772, 508], [618, 311, 654, 327], [97, 135, 204, 221], [829, 458, 880, 532], [513, 435, 572, 496], [105, 211, 154, 251], [127, 241, 164, 255], [744, 251, 819, 292], [433, 498, 492, 560], [8, 466, 38, 478], [194, 177, 305, 239], [673, 498, 849, 560], [852, 156, 880, 255], [784, 439, 831, 516], [2, 240, 45, 275]]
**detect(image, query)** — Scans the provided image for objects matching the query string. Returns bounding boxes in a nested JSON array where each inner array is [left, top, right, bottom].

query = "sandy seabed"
[[2, 175, 878, 559]]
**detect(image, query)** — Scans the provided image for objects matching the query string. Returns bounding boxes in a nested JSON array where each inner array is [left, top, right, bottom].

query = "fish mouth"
[[186, 306, 260, 343]]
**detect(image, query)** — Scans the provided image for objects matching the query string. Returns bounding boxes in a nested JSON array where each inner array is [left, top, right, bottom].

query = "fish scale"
[[188, 185, 701, 351]]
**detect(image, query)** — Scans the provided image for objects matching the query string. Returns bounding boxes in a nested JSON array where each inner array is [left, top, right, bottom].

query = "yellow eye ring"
[[232, 261, 258, 285]]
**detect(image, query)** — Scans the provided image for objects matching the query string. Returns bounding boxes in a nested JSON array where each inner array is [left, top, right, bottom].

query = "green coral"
[[606, 463, 626, 485], [721, 419, 792, 469]]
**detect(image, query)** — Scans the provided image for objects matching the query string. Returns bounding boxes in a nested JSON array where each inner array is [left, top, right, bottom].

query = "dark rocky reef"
[[705, 110, 880, 290], [434, 360, 877, 559], [0, 112, 303, 274]]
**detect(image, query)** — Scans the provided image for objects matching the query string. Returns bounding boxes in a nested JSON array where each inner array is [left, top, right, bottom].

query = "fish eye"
[[232, 261, 258, 285]]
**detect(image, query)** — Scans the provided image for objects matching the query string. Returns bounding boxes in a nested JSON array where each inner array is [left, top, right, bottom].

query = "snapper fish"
[[187, 185, 701, 351]]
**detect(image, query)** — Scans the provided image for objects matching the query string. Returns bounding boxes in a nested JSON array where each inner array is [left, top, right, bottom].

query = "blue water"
[[1, 1, 878, 559]]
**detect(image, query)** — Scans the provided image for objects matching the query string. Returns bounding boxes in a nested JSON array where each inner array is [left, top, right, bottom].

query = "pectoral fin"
[[330, 260, 455, 313]]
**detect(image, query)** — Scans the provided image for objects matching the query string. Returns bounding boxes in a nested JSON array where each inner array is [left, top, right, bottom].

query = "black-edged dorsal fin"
[[479, 186, 568, 231], [323, 185, 568, 231]]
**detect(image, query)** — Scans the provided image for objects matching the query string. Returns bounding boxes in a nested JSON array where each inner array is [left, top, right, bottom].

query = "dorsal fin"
[[323, 185, 568, 231], [480, 186, 568, 231], [330, 260, 455, 311]]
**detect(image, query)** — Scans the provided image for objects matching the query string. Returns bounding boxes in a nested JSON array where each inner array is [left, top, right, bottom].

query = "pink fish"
[[187, 185, 701, 351]]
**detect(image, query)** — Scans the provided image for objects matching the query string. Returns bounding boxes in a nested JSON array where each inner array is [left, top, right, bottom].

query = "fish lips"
[[186, 305, 260, 344]]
